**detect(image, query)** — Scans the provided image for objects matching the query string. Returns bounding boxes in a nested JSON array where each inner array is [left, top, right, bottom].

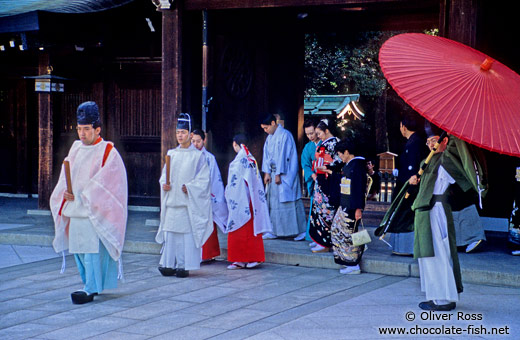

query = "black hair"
[[233, 134, 248, 146], [192, 129, 205, 140], [366, 158, 377, 165], [316, 118, 336, 136], [335, 138, 359, 156], [77, 121, 101, 129], [366, 158, 378, 170], [260, 114, 277, 125], [316, 121, 328, 131], [303, 118, 318, 129], [400, 114, 421, 132]]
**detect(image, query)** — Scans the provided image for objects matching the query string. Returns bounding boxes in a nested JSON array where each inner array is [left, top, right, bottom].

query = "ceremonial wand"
[[165, 155, 171, 186], [63, 161, 73, 194]]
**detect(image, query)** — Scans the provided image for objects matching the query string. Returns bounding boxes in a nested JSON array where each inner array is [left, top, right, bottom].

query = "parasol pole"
[[378, 208, 396, 244], [404, 131, 448, 199], [165, 155, 171, 186], [63, 161, 72, 195]]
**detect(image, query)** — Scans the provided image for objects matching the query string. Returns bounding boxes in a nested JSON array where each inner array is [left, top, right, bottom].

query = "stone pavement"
[[1, 196, 518, 288], [1, 252, 519, 339], [0, 244, 60, 269], [1, 195, 519, 339]]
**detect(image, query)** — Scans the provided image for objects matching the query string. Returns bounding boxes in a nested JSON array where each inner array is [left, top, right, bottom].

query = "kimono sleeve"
[[50, 161, 71, 254], [81, 148, 128, 261], [443, 136, 487, 196], [301, 142, 315, 183], [274, 133, 290, 176], [262, 137, 271, 174], [185, 153, 213, 247], [348, 161, 368, 210]]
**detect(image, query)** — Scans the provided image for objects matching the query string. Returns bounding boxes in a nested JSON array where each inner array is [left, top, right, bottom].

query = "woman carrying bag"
[[329, 138, 369, 274]]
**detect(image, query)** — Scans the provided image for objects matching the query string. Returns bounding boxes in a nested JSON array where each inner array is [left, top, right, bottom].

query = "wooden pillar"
[[439, 0, 478, 47], [295, 33, 305, 154], [161, 4, 183, 158], [37, 53, 53, 209]]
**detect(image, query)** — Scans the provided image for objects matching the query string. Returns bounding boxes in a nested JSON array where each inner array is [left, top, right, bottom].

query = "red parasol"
[[379, 33, 520, 157]]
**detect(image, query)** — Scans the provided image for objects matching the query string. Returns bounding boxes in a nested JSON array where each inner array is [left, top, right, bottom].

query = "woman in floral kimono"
[[330, 138, 367, 274], [308, 119, 343, 252]]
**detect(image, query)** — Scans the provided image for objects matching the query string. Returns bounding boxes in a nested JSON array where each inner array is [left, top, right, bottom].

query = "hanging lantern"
[[25, 66, 67, 93]]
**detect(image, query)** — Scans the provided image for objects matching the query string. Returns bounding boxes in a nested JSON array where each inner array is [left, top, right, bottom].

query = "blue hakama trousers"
[[74, 242, 118, 294]]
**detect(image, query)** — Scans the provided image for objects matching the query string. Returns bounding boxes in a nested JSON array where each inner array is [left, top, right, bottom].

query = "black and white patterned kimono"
[[331, 157, 367, 266], [508, 165, 520, 250], [308, 137, 343, 247]]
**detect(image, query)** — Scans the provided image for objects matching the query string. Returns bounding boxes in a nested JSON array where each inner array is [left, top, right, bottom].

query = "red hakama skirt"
[[227, 205, 265, 263], [202, 223, 221, 260]]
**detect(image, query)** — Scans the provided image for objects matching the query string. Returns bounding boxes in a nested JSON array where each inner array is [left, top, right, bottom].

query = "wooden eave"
[[304, 94, 364, 118], [184, 0, 436, 10]]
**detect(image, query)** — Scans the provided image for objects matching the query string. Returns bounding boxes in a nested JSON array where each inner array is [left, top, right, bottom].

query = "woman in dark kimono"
[[330, 138, 367, 274], [308, 119, 343, 252]]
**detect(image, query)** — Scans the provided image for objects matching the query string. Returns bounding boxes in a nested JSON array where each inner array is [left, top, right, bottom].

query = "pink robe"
[[50, 138, 128, 261]]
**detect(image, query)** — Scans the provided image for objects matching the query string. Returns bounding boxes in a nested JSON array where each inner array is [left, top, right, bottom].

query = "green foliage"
[[304, 34, 350, 96], [305, 31, 403, 97], [304, 31, 402, 154], [336, 115, 373, 155], [304, 28, 436, 155], [344, 31, 400, 98], [305, 29, 436, 97]]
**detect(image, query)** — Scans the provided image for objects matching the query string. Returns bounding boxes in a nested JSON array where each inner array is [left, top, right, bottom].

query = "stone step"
[[302, 198, 390, 213], [302, 197, 387, 227]]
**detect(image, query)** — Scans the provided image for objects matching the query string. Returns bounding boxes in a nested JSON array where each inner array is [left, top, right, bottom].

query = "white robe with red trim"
[[225, 147, 273, 236], [50, 139, 128, 261]]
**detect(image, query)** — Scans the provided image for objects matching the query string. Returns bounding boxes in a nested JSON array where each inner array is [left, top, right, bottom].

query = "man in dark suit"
[[395, 115, 427, 194], [390, 114, 428, 255]]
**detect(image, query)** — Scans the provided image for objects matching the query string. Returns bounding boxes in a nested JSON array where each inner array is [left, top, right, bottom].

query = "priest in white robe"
[[156, 113, 213, 278], [50, 101, 128, 305], [260, 114, 307, 240], [192, 129, 228, 261]]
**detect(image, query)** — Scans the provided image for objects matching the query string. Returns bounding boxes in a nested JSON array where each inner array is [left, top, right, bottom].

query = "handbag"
[[351, 219, 372, 247]]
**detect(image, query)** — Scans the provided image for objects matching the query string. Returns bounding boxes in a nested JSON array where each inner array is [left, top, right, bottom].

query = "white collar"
[[346, 156, 365, 165]]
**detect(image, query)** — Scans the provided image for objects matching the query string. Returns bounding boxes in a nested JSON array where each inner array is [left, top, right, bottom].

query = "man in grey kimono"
[[260, 114, 306, 240]]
